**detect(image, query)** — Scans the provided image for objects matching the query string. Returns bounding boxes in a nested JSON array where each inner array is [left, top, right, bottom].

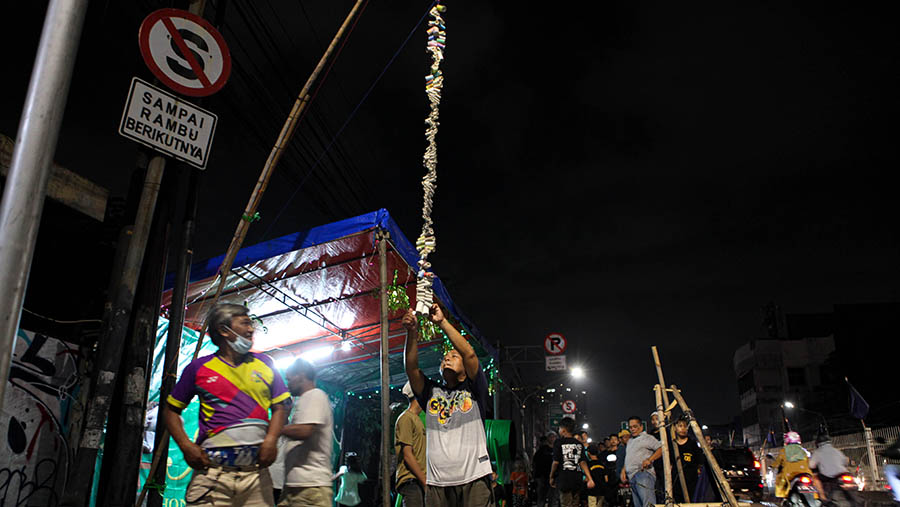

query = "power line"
[[261, 1, 439, 240]]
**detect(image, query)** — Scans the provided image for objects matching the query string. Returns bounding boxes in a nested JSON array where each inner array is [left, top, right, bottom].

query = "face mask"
[[224, 326, 253, 355]]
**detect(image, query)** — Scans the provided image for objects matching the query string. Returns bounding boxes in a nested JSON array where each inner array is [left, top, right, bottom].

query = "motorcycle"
[[819, 473, 859, 507], [783, 473, 820, 507]]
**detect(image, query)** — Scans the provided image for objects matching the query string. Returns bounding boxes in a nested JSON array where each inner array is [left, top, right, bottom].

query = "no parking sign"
[[138, 8, 231, 97]]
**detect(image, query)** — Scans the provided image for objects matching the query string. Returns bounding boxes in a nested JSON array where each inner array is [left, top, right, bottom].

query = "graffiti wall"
[[0, 329, 79, 506]]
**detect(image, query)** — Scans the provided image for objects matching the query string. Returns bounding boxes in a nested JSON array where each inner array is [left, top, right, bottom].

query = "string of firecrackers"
[[415, 2, 448, 316]]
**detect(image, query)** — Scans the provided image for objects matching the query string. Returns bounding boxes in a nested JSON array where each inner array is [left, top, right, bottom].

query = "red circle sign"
[[562, 400, 577, 414], [544, 333, 567, 355], [138, 8, 232, 97]]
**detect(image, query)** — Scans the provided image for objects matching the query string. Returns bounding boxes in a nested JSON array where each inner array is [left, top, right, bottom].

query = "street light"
[[583, 423, 589, 429], [571, 366, 585, 379], [782, 400, 828, 433], [701, 424, 709, 430]]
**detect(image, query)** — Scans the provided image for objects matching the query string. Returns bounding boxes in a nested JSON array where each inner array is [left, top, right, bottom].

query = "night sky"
[[2, 1, 898, 433]]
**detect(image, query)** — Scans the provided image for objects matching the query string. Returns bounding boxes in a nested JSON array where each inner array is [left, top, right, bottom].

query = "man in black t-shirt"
[[671, 419, 703, 503], [550, 418, 595, 507]]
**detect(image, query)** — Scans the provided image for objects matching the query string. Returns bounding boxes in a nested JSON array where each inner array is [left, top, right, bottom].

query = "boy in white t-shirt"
[[403, 305, 493, 507]]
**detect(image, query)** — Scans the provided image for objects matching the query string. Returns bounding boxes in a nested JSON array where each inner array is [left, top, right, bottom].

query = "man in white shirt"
[[810, 433, 855, 506], [279, 358, 334, 507]]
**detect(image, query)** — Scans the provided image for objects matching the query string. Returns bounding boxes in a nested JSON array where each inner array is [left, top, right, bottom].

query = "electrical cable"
[[261, 0, 440, 240], [22, 307, 103, 325]]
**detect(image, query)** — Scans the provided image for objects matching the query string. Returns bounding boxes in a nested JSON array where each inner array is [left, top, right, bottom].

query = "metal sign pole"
[[377, 230, 391, 507], [0, 0, 89, 415]]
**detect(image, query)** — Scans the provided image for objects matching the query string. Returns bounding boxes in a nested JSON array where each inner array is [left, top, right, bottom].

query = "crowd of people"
[[162, 299, 503, 506], [527, 414, 714, 507], [158, 301, 877, 507]]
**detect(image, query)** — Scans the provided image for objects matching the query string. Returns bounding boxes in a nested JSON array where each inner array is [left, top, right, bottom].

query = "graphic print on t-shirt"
[[561, 443, 583, 470], [428, 389, 474, 425]]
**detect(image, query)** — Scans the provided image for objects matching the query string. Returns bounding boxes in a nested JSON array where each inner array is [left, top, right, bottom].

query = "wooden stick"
[[134, 3, 366, 505], [188, 0, 368, 339], [654, 384, 674, 503], [652, 346, 689, 502], [670, 385, 739, 507]]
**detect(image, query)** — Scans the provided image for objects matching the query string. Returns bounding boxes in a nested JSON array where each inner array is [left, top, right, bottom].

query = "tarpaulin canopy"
[[161, 209, 497, 391]]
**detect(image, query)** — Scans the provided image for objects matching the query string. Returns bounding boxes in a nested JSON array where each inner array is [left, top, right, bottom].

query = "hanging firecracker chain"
[[415, 2, 447, 315]]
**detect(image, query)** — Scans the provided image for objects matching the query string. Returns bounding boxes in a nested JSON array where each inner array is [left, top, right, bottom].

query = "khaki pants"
[[277, 485, 333, 507], [185, 467, 274, 506], [559, 490, 579, 507], [587, 495, 605, 507], [426, 476, 493, 507]]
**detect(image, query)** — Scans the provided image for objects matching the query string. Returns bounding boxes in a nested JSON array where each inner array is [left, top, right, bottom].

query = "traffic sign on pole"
[[562, 400, 577, 414], [139, 8, 232, 97], [119, 77, 217, 169], [544, 332, 567, 355], [545, 355, 566, 371]]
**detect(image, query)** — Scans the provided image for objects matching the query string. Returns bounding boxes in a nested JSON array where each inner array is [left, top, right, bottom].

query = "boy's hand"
[[586, 478, 595, 489], [402, 309, 417, 330], [429, 303, 445, 323]]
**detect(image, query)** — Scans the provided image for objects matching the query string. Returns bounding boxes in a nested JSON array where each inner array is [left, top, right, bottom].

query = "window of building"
[[787, 367, 806, 387]]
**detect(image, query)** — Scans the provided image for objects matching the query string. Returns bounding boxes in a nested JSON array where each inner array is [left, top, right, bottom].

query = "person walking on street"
[[550, 418, 596, 507], [164, 304, 290, 507], [395, 381, 428, 507], [279, 358, 334, 507], [620, 417, 662, 507], [614, 430, 629, 484], [403, 306, 494, 506], [334, 452, 367, 507], [534, 435, 555, 507]]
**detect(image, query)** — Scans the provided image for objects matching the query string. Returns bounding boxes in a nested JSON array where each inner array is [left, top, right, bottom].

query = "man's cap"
[[401, 381, 415, 398], [618, 429, 630, 437]]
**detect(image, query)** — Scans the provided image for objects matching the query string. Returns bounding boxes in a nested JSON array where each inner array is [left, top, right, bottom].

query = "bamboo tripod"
[[651, 346, 739, 507]]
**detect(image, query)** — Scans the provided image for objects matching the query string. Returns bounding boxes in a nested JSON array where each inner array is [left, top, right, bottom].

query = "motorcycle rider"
[[810, 432, 856, 506], [772, 432, 812, 499]]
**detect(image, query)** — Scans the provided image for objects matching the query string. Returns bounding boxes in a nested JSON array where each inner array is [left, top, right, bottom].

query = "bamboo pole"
[[652, 346, 689, 502], [187, 0, 368, 331], [654, 384, 674, 503], [134, 3, 366, 505], [670, 386, 739, 507]]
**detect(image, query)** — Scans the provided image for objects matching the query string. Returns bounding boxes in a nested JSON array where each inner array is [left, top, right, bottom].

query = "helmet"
[[784, 431, 802, 444]]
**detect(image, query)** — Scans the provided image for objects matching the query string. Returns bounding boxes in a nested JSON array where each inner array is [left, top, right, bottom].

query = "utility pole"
[[377, 230, 391, 507], [0, 0, 89, 415], [63, 152, 166, 506]]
